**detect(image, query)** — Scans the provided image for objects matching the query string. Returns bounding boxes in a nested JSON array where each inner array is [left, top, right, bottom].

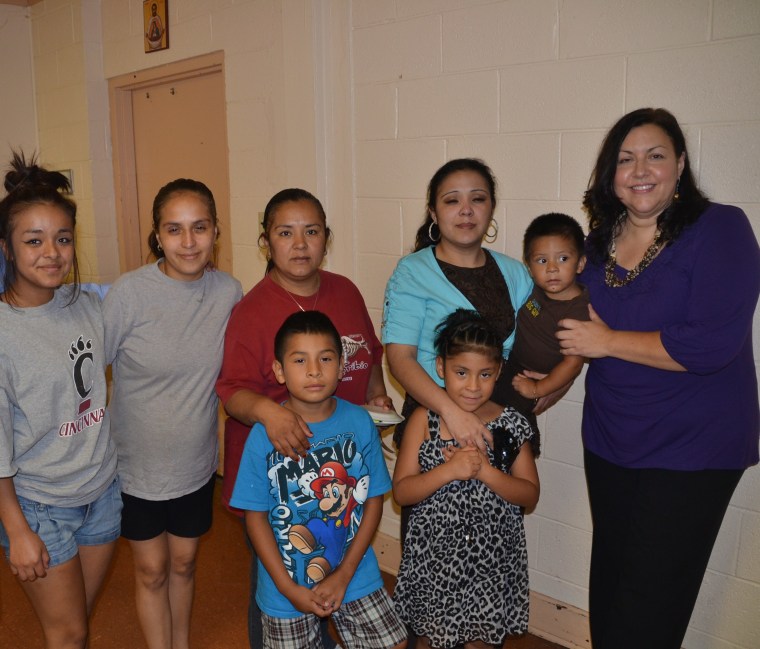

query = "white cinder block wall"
[[0, 6, 37, 157], [11, 1, 760, 648], [27, 0, 119, 283], [350, 2, 760, 649]]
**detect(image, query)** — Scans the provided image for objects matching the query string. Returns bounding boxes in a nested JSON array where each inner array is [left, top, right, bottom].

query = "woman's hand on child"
[[263, 405, 314, 462], [557, 304, 612, 358], [441, 407, 493, 452], [9, 530, 50, 582], [443, 445, 482, 481]]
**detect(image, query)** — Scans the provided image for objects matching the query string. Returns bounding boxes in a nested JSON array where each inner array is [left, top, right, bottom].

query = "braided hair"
[[434, 308, 504, 364]]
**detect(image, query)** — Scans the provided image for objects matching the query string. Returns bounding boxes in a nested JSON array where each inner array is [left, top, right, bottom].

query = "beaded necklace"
[[604, 222, 663, 288]]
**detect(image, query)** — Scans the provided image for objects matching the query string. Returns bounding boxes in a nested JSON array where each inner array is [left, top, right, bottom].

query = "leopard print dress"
[[393, 408, 533, 648]]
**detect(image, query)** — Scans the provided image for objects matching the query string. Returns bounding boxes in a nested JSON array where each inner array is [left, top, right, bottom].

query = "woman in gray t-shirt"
[[0, 152, 119, 648], [104, 178, 241, 649]]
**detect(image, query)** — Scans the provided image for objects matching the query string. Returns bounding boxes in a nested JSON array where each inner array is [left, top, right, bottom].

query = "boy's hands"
[[285, 583, 332, 618], [312, 568, 351, 614]]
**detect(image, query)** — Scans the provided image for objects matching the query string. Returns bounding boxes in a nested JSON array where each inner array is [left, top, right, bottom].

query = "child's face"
[[272, 333, 343, 410], [2, 203, 75, 306], [436, 351, 501, 413], [526, 235, 586, 300], [155, 191, 217, 282]]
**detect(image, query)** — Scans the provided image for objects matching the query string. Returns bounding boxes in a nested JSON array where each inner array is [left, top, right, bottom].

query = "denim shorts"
[[0, 477, 123, 568]]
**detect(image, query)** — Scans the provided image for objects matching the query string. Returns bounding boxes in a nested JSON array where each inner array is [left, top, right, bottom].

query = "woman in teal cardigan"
[[382, 158, 533, 453]]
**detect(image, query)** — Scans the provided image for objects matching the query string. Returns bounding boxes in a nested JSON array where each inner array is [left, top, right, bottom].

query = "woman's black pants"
[[584, 449, 742, 649]]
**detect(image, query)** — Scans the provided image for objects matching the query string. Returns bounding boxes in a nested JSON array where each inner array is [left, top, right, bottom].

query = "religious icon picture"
[[143, 0, 169, 53]]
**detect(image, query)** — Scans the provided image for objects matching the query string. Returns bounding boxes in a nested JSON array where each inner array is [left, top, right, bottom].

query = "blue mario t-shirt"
[[230, 397, 390, 618]]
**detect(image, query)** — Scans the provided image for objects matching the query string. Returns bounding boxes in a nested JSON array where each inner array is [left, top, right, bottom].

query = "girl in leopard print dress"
[[392, 309, 539, 649]]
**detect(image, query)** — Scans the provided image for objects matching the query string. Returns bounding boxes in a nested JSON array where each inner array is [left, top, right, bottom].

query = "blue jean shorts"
[[0, 477, 123, 568]]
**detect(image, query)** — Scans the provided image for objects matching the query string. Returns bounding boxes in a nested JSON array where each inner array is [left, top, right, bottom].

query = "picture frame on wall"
[[143, 0, 169, 53]]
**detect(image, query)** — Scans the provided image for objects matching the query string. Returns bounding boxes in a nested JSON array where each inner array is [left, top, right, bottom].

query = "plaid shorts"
[[262, 587, 406, 649]]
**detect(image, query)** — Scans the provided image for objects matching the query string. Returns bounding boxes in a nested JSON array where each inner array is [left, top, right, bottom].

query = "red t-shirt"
[[216, 270, 383, 509]]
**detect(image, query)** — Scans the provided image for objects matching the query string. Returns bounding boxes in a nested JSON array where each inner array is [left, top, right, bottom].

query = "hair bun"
[[4, 151, 71, 195]]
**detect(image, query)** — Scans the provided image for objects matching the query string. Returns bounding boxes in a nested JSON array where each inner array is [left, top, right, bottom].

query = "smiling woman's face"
[[3, 203, 75, 306], [155, 191, 216, 282], [614, 123, 685, 224]]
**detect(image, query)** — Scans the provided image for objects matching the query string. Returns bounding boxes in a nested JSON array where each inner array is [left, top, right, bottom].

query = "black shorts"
[[121, 474, 216, 541]]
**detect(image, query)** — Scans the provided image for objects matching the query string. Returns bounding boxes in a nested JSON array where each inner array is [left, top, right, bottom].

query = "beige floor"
[[0, 479, 562, 649]]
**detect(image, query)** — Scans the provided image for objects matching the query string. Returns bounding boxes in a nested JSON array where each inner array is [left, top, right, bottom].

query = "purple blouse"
[[581, 203, 759, 470]]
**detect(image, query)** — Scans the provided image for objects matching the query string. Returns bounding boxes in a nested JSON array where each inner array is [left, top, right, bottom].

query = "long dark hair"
[[584, 108, 708, 263], [414, 158, 497, 252], [0, 151, 79, 305], [259, 188, 331, 275], [147, 178, 218, 261]]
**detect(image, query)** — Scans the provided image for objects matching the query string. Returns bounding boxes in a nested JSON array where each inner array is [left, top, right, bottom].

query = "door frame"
[[108, 51, 226, 273]]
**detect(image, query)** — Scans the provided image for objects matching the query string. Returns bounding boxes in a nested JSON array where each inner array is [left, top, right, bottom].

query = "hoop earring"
[[673, 177, 681, 201], [428, 220, 440, 243], [484, 218, 498, 244]]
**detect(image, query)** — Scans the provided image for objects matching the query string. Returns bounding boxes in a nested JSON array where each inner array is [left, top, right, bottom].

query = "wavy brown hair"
[[584, 108, 708, 263]]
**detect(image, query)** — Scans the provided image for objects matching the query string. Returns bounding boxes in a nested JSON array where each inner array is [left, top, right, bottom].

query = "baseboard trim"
[[528, 592, 590, 648], [372, 531, 590, 649]]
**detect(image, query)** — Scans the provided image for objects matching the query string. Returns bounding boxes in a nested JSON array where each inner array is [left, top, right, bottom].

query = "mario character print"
[[289, 461, 369, 582], [266, 433, 370, 586]]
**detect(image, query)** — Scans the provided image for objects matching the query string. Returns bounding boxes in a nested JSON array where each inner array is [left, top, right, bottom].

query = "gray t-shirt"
[[104, 262, 241, 500], [0, 285, 117, 506]]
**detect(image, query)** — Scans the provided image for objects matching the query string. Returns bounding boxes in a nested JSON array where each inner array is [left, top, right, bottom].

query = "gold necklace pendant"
[[281, 277, 321, 312]]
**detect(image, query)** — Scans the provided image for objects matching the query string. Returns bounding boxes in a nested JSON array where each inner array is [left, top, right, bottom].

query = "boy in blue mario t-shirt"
[[230, 310, 406, 649]]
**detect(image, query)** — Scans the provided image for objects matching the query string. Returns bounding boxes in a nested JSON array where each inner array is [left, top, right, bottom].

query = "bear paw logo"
[[69, 336, 92, 361], [69, 336, 95, 408]]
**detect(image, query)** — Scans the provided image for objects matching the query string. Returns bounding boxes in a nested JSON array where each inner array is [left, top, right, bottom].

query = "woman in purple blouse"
[[558, 108, 759, 649]]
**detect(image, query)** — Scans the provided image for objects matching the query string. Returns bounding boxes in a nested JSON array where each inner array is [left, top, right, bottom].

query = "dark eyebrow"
[[619, 144, 668, 154], [22, 227, 74, 235], [161, 218, 212, 227], [440, 188, 488, 198], [272, 222, 323, 229]]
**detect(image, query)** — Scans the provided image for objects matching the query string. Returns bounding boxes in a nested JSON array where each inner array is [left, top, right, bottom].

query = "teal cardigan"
[[382, 247, 532, 386]]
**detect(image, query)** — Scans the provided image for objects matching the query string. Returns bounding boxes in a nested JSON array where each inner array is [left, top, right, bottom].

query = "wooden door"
[[130, 71, 232, 271], [109, 52, 232, 274]]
